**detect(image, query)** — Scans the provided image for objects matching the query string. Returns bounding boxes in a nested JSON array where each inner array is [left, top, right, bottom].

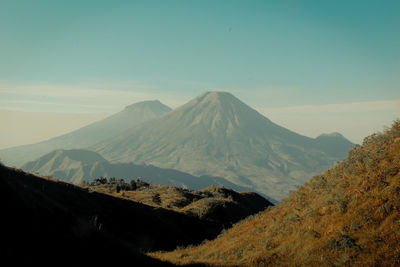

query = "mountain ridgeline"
[[3, 91, 351, 201], [22, 149, 259, 199], [91, 92, 352, 200], [0, 100, 171, 166]]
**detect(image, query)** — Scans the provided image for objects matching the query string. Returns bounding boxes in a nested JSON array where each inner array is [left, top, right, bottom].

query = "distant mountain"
[[91, 91, 352, 200], [315, 132, 353, 158], [22, 149, 260, 199], [150, 120, 400, 267], [0, 100, 171, 166]]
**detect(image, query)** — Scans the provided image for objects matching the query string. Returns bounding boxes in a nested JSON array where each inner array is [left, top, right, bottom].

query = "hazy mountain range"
[[91, 92, 352, 200], [4, 91, 352, 200], [0, 100, 171, 166], [22, 148, 260, 200]]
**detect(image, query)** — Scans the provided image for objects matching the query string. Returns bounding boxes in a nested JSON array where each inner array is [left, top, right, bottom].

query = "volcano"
[[92, 92, 351, 200]]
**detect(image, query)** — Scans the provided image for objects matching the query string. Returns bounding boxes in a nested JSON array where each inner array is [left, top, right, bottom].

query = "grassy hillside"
[[85, 179, 273, 228], [150, 120, 400, 266], [0, 163, 223, 266]]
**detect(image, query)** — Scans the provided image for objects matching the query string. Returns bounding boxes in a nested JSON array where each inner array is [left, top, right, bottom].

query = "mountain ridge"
[[21, 148, 270, 201], [0, 100, 171, 166]]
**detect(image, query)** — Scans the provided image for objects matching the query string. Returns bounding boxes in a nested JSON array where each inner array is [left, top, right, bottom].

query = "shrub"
[[152, 193, 161, 204], [327, 234, 360, 250], [378, 203, 393, 217], [304, 230, 321, 238]]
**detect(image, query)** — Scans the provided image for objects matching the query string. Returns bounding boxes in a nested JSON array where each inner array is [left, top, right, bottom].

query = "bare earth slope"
[[150, 120, 400, 266]]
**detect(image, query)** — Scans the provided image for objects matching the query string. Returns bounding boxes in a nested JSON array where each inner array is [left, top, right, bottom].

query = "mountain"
[[91, 91, 352, 200], [0, 100, 171, 167], [150, 120, 400, 266], [315, 132, 353, 158], [22, 149, 260, 199], [0, 162, 223, 266], [22, 149, 108, 184]]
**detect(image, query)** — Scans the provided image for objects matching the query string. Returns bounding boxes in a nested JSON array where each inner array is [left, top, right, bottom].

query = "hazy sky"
[[1, 0, 399, 144], [0, 110, 107, 149]]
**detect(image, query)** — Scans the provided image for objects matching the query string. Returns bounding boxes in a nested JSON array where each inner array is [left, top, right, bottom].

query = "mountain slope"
[[0, 100, 171, 167], [150, 120, 400, 266], [22, 149, 259, 198], [0, 163, 223, 266], [92, 91, 352, 200], [86, 180, 273, 229]]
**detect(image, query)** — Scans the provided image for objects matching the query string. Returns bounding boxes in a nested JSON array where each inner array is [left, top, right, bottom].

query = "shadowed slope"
[[150, 120, 400, 266], [0, 163, 221, 266]]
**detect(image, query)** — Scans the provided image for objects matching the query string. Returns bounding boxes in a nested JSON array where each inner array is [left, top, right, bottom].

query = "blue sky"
[[0, 0, 399, 143]]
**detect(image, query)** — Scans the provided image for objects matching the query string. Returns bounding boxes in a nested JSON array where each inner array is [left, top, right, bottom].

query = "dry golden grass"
[[86, 182, 272, 230], [86, 184, 196, 211], [149, 120, 400, 266]]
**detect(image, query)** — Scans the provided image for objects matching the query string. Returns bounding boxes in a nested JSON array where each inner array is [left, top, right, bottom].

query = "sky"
[[0, 0, 399, 145]]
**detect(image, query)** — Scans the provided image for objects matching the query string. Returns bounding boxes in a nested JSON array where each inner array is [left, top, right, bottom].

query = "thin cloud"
[[257, 100, 400, 114], [0, 100, 117, 112], [0, 81, 155, 98], [0, 81, 188, 112]]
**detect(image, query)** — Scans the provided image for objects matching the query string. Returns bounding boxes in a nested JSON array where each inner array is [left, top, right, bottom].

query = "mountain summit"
[[0, 100, 171, 166], [315, 132, 353, 158], [92, 91, 351, 200], [123, 100, 171, 114]]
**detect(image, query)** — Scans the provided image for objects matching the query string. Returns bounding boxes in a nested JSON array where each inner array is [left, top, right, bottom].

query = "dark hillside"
[[0, 164, 220, 266], [0, 100, 171, 166]]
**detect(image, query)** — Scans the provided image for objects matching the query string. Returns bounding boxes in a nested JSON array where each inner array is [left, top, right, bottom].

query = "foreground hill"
[[86, 179, 273, 228], [150, 120, 400, 266], [0, 100, 171, 166], [92, 91, 352, 200], [21, 149, 266, 200], [0, 163, 223, 266]]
